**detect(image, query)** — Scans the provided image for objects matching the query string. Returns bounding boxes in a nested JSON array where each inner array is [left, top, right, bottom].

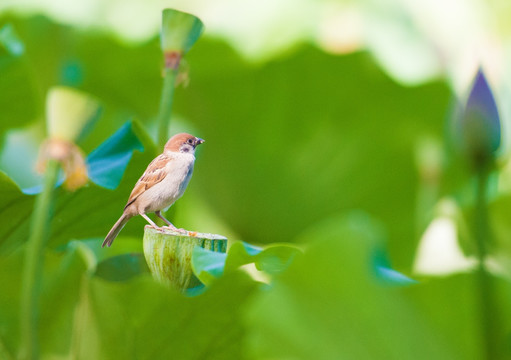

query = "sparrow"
[[102, 133, 204, 247]]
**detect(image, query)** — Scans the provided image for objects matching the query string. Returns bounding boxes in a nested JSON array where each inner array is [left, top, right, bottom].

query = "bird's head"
[[164, 133, 205, 154]]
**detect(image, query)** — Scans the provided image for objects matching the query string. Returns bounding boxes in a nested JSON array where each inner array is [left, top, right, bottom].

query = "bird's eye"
[[187, 139, 193, 144]]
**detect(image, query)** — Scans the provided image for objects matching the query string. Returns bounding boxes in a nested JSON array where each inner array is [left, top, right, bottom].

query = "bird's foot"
[[145, 224, 165, 232], [161, 225, 177, 230], [162, 226, 188, 234]]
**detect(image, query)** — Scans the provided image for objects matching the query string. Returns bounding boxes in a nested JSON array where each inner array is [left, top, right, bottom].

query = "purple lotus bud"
[[457, 69, 501, 168]]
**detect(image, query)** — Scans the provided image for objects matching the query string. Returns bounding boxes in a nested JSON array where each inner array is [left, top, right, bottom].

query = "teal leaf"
[[242, 242, 263, 256], [22, 178, 63, 195], [372, 248, 417, 285], [376, 266, 417, 285], [192, 241, 301, 285], [22, 120, 147, 194], [192, 246, 227, 285], [86, 121, 145, 190]]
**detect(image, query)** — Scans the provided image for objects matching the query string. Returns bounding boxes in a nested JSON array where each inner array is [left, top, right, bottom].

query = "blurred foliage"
[[0, 10, 511, 360], [0, 14, 453, 269], [192, 241, 301, 285], [247, 213, 456, 359], [0, 23, 38, 138], [184, 42, 451, 271]]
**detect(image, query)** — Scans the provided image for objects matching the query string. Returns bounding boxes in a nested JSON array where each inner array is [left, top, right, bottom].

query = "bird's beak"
[[196, 138, 205, 145]]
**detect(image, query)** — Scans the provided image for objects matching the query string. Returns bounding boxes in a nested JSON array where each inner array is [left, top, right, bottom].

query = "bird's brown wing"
[[124, 154, 169, 210]]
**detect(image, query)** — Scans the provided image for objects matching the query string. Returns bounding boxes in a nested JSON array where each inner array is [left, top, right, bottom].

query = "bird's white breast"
[[142, 152, 195, 212]]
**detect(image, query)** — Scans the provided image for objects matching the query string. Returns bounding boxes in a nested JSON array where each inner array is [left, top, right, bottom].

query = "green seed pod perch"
[[161, 8, 204, 69], [143, 227, 227, 290]]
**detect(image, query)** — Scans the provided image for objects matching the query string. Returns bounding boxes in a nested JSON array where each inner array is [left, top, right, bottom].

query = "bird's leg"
[[155, 211, 187, 233], [155, 210, 175, 228], [140, 213, 160, 229]]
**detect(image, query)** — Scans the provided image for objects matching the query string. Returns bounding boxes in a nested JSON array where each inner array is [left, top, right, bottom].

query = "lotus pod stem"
[[156, 9, 204, 149], [143, 227, 227, 290]]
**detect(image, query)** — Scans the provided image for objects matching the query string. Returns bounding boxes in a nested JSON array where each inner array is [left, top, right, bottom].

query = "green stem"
[[20, 160, 59, 360], [474, 169, 496, 360], [157, 67, 179, 149]]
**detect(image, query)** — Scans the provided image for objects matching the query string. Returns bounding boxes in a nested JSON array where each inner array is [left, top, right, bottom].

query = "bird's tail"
[[102, 214, 131, 248]]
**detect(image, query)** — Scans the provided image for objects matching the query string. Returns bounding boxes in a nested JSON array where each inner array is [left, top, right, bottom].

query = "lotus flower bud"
[[456, 69, 501, 169]]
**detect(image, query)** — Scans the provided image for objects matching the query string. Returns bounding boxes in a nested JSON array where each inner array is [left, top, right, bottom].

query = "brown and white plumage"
[[102, 133, 204, 247], [124, 154, 171, 210]]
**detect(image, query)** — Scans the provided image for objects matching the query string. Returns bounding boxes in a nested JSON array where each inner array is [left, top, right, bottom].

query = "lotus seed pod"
[[161, 9, 204, 69], [143, 227, 227, 290], [46, 86, 100, 142]]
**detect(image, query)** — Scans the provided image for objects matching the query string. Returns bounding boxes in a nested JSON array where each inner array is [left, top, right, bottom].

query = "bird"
[[102, 133, 205, 247]]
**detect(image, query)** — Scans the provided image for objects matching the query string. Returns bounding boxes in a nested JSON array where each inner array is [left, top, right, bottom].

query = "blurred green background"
[[1, 0, 511, 359]]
